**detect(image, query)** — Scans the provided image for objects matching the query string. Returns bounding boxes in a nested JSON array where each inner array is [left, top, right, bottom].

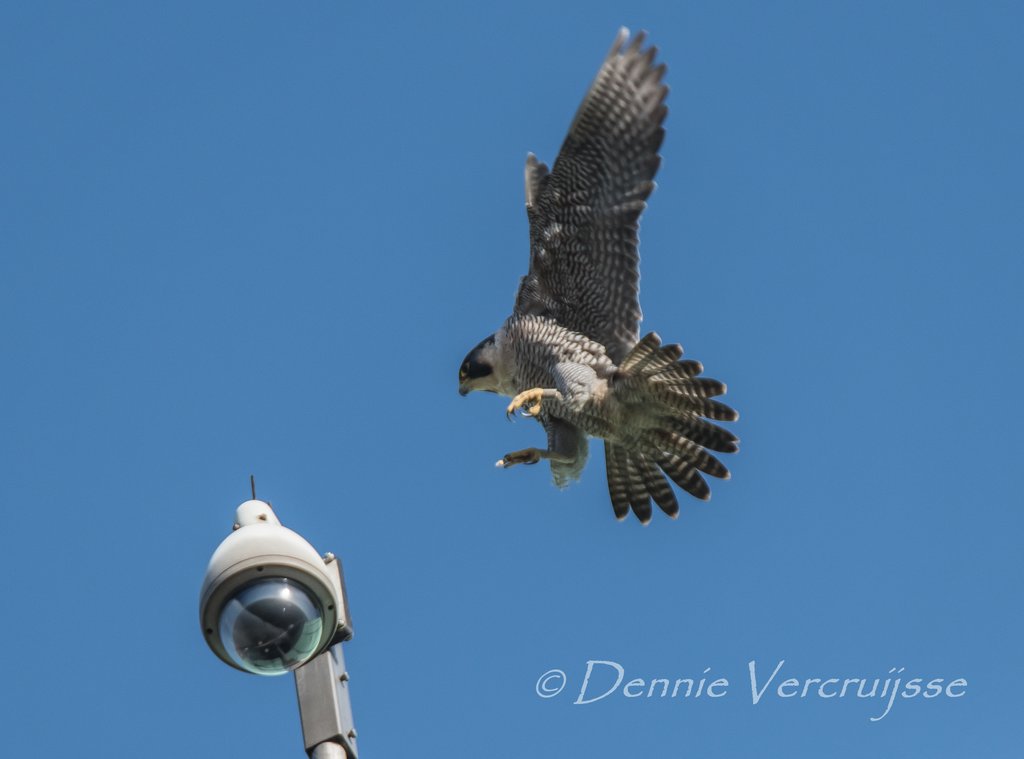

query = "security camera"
[[199, 499, 352, 676]]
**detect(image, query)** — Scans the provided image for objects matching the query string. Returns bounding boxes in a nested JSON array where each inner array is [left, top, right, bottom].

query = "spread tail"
[[605, 333, 739, 523]]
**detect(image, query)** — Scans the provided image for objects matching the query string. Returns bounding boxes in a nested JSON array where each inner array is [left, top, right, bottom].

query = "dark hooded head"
[[458, 334, 499, 396]]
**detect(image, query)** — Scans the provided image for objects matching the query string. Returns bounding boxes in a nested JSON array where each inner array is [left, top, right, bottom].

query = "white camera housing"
[[199, 500, 351, 675]]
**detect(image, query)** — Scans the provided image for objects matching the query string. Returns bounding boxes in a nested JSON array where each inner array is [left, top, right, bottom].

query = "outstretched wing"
[[514, 28, 668, 364]]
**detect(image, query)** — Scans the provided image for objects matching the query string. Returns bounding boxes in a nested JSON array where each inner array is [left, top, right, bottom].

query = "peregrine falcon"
[[458, 29, 738, 523]]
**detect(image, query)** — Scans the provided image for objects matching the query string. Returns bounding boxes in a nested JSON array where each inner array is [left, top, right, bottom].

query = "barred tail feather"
[[638, 455, 679, 518], [655, 376, 727, 398], [605, 443, 680, 523], [604, 443, 631, 521], [649, 386, 739, 422], [625, 454, 653, 524], [652, 359, 703, 379], [657, 454, 711, 501], [666, 414, 739, 454], [652, 431, 730, 479], [617, 332, 662, 372]]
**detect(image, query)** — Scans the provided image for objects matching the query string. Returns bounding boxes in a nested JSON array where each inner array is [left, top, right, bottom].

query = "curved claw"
[[506, 388, 545, 420], [497, 448, 543, 468]]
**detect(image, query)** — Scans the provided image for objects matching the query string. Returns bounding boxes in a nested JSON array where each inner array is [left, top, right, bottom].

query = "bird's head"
[[458, 334, 500, 396]]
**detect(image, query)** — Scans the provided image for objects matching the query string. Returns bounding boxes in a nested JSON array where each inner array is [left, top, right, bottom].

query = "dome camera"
[[200, 499, 352, 676]]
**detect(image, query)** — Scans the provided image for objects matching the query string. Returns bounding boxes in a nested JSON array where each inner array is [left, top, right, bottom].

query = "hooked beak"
[[458, 384, 469, 397]]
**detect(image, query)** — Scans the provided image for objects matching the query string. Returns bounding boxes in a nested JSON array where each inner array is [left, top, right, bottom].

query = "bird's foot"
[[496, 448, 543, 468], [506, 388, 546, 420]]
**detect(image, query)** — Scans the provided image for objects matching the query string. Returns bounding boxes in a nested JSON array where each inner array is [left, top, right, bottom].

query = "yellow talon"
[[506, 388, 545, 419]]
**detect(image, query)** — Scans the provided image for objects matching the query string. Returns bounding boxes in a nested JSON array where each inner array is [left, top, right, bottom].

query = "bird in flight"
[[458, 29, 738, 523]]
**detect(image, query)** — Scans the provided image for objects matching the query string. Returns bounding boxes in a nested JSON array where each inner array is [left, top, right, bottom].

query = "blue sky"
[[2, 1, 1022, 756]]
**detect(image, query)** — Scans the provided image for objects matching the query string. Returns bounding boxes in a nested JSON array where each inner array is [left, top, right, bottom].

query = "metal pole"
[[310, 742, 347, 759], [295, 643, 358, 758]]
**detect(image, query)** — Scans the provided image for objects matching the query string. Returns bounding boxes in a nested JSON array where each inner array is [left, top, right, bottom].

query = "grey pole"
[[310, 740, 348, 759], [295, 643, 359, 758], [307, 741, 348, 757]]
